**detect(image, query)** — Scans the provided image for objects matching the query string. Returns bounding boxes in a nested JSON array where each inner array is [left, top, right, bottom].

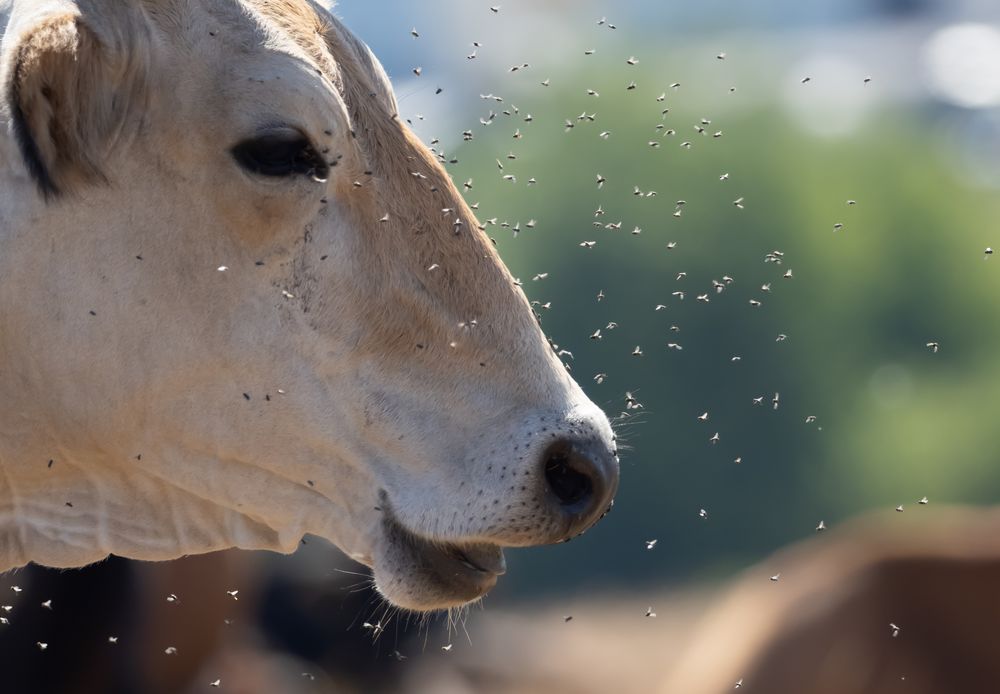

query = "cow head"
[[0, 0, 618, 610]]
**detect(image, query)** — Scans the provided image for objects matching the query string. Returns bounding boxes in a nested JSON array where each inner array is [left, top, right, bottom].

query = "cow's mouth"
[[375, 499, 506, 610]]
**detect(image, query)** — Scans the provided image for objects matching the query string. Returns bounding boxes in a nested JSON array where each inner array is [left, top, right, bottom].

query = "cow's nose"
[[541, 436, 619, 539]]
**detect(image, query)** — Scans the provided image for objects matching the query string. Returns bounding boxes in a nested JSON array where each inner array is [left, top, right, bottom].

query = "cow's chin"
[[371, 503, 507, 611]]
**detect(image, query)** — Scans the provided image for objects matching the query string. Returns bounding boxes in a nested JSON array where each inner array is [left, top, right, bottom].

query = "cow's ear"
[[2, 4, 150, 198]]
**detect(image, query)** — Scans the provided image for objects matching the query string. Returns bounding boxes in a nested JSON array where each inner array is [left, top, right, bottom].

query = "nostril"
[[536, 432, 619, 541], [543, 442, 594, 507]]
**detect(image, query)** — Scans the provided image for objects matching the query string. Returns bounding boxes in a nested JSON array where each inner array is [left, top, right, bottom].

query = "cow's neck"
[[0, 318, 348, 574], [0, 433, 334, 573]]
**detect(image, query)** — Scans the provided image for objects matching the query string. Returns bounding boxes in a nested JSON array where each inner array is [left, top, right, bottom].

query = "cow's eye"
[[231, 130, 330, 181]]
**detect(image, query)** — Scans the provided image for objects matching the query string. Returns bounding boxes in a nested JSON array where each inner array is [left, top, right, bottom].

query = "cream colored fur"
[[0, 0, 614, 609]]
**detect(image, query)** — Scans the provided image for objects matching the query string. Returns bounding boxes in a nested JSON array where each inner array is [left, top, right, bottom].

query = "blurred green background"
[[334, 0, 1000, 602]]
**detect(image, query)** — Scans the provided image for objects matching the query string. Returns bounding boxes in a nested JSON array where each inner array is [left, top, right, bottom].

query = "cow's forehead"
[[138, 0, 362, 149], [241, 0, 337, 75], [141, 0, 401, 122], [143, 0, 339, 80], [236, 0, 398, 119]]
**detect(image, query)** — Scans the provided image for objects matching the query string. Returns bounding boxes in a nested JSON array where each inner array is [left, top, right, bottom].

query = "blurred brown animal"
[[401, 507, 1000, 694]]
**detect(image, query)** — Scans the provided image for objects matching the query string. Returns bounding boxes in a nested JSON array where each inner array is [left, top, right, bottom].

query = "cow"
[[0, 0, 619, 611]]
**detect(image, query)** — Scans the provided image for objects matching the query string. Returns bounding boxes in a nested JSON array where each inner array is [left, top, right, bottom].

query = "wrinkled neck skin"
[[0, 433, 351, 571]]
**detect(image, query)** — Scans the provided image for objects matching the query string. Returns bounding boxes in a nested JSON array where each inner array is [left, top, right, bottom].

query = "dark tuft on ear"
[[8, 51, 58, 197]]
